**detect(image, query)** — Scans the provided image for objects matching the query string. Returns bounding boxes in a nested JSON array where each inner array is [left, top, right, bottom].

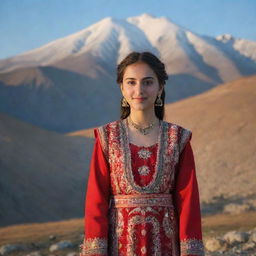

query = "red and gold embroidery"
[[137, 165, 151, 176], [180, 238, 205, 255], [79, 237, 107, 256], [138, 148, 152, 159], [93, 118, 197, 256]]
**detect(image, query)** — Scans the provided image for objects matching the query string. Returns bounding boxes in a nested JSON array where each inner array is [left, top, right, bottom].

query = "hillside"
[[0, 113, 93, 227], [165, 75, 256, 205]]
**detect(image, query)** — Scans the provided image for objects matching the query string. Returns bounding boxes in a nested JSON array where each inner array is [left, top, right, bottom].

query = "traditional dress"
[[80, 118, 204, 256]]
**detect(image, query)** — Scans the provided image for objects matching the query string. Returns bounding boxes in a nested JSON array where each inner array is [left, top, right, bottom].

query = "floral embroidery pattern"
[[180, 238, 205, 255], [112, 193, 173, 208], [163, 209, 174, 238], [137, 165, 151, 176], [138, 148, 152, 159], [127, 215, 161, 256], [79, 237, 107, 255], [129, 206, 159, 216]]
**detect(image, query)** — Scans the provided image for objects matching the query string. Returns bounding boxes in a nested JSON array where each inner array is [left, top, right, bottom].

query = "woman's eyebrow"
[[124, 77, 136, 80], [142, 77, 154, 80], [124, 77, 154, 80]]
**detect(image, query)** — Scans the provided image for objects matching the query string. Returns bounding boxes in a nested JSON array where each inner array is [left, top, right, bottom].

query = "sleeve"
[[79, 128, 110, 256], [174, 140, 205, 256]]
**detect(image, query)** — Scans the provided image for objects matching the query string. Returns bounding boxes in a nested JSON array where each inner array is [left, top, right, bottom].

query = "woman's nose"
[[136, 82, 144, 94]]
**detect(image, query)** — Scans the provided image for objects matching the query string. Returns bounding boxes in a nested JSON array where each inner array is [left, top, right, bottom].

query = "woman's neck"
[[129, 110, 158, 126]]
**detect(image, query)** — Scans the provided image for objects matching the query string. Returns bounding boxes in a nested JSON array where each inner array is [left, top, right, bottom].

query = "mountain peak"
[[139, 13, 156, 19], [96, 16, 116, 26], [216, 34, 235, 42]]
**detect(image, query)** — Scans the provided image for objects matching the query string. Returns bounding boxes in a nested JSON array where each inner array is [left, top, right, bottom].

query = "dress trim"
[[111, 193, 173, 208], [79, 237, 107, 255], [96, 126, 109, 160], [180, 238, 205, 256], [179, 128, 192, 154], [121, 118, 168, 193]]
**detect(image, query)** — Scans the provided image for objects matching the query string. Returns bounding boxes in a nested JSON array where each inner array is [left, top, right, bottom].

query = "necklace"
[[128, 116, 159, 135]]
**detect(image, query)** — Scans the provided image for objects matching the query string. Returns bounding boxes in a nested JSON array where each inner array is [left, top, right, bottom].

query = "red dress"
[[80, 119, 204, 256]]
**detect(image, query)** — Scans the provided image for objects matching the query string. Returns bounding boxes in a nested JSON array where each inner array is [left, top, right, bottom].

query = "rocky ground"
[[205, 229, 256, 255], [1, 230, 256, 256], [0, 235, 82, 256], [0, 212, 256, 256]]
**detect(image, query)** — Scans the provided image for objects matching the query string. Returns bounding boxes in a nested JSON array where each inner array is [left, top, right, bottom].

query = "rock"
[[251, 231, 256, 243], [49, 235, 56, 241], [26, 251, 42, 256], [223, 203, 252, 214], [242, 241, 255, 251], [49, 240, 74, 252], [66, 252, 78, 256], [205, 237, 227, 252], [0, 244, 27, 255], [223, 231, 249, 245]]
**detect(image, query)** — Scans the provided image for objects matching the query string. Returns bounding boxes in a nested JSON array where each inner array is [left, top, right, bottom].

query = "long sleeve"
[[174, 141, 205, 256], [80, 128, 110, 256]]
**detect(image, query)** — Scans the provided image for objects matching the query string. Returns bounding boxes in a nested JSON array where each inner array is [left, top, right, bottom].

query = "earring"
[[155, 95, 163, 106], [121, 97, 130, 107]]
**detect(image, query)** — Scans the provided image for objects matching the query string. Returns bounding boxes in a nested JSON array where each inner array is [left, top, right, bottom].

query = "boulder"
[[49, 240, 74, 252], [0, 244, 27, 255], [223, 203, 252, 214], [204, 237, 227, 252], [223, 231, 249, 245]]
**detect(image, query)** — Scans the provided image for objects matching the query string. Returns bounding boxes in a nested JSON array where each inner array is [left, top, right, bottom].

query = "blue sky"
[[0, 0, 255, 59]]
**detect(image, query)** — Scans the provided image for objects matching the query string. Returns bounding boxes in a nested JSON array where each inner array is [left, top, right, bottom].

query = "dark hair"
[[116, 51, 168, 120]]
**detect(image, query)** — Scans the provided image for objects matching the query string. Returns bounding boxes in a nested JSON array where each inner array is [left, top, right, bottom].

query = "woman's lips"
[[134, 97, 146, 101]]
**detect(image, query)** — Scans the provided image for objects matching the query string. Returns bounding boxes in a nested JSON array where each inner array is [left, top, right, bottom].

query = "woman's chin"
[[130, 104, 153, 112]]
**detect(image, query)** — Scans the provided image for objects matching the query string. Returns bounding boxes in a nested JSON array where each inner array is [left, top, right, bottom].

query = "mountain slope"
[[165, 75, 256, 204], [0, 112, 94, 227]]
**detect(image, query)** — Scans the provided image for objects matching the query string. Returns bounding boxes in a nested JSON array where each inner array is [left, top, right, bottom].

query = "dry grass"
[[0, 218, 83, 246], [1, 211, 255, 246], [202, 211, 256, 238], [66, 128, 94, 138]]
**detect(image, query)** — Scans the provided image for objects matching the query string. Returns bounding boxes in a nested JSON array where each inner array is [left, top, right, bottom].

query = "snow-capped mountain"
[[1, 13, 255, 82], [0, 13, 255, 132]]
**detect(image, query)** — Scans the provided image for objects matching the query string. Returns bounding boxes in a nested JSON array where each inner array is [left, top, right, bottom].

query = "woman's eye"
[[127, 81, 135, 85], [144, 80, 153, 85]]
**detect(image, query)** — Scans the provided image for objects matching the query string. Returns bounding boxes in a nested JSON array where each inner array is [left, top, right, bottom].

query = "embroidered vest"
[[96, 119, 191, 196]]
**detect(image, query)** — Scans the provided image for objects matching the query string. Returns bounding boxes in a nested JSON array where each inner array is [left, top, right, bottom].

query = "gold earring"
[[121, 97, 130, 107], [155, 95, 163, 106]]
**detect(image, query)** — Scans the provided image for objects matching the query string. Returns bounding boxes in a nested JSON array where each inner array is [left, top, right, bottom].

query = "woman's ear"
[[159, 84, 164, 95]]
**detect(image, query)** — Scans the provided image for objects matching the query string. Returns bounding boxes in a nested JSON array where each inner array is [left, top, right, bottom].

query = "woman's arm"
[[174, 140, 205, 256], [80, 128, 110, 256]]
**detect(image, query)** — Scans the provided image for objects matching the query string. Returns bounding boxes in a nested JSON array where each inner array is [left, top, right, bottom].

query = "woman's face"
[[120, 61, 163, 112]]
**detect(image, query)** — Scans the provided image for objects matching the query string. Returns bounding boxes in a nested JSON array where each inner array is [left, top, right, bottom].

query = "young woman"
[[80, 52, 205, 256]]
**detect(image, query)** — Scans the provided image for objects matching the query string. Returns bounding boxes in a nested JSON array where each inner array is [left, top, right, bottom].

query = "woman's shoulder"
[[93, 119, 123, 136], [94, 119, 122, 130], [164, 121, 192, 154], [162, 120, 192, 134]]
